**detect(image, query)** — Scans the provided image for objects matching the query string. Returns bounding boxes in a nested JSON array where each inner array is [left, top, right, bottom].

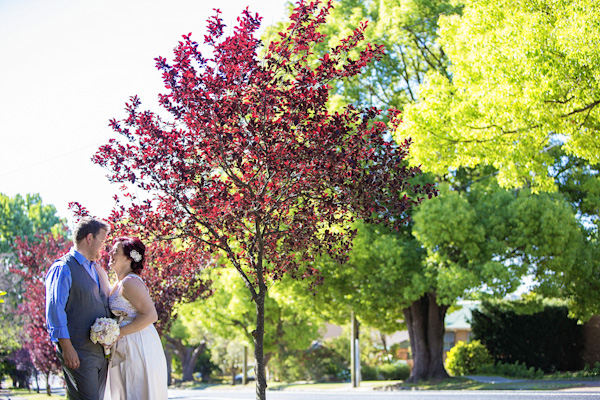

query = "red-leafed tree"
[[11, 233, 68, 395], [93, 1, 435, 398]]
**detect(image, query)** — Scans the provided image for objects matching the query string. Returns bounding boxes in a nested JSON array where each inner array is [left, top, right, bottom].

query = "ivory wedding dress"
[[104, 274, 168, 400]]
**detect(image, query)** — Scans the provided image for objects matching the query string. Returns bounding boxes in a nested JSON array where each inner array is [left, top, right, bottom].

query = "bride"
[[104, 237, 168, 400]]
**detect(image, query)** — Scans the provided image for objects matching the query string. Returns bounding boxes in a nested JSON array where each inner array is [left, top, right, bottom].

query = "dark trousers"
[[57, 345, 108, 400]]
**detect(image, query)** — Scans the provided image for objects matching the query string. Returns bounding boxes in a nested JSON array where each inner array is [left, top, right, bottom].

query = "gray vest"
[[63, 254, 111, 354]]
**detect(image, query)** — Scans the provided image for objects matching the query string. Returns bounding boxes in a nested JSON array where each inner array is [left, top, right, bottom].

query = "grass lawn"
[[0, 388, 64, 399], [172, 377, 595, 392], [381, 378, 583, 391]]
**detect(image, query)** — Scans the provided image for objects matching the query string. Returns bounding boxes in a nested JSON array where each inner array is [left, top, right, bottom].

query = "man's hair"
[[73, 217, 110, 243]]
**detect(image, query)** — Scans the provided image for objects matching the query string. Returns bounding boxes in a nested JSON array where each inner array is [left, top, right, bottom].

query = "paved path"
[[2, 378, 599, 399]]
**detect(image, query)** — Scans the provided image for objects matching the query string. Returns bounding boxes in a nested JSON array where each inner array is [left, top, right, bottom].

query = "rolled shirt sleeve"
[[45, 259, 72, 341]]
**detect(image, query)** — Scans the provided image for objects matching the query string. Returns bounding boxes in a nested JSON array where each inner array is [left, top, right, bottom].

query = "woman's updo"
[[114, 237, 146, 275]]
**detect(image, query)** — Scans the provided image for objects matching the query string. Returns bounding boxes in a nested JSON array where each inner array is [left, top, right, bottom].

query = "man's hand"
[[58, 338, 80, 369]]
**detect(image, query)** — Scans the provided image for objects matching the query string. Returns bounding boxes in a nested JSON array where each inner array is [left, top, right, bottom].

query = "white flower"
[[130, 250, 142, 262]]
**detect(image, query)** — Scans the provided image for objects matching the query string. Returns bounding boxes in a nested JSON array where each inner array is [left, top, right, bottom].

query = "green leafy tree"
[[0, 193, 65, 254], [165, 316, 211, 383], [315, 179, 584, 382], [549, 151, 600, 320], [397, 0, 600, 191], [265, 0, 457, 112], [315, 219, 423, 331], [264, 0, 455, 382]]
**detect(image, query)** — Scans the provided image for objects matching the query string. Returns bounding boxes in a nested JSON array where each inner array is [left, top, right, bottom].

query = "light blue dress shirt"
[[45, 248, 100, 341]]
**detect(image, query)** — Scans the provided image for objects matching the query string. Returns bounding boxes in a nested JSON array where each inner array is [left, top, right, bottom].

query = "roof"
[[445, 300, 480, 331]]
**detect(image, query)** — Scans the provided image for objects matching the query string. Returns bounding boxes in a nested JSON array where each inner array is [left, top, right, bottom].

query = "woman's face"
[[108, 242, 130, 273]]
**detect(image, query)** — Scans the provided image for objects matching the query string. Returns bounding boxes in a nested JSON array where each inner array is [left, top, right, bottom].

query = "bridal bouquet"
[[90, 317, 120, 358]]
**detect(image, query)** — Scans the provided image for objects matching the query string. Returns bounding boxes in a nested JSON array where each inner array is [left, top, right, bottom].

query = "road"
[[166, 388, 600, 400]]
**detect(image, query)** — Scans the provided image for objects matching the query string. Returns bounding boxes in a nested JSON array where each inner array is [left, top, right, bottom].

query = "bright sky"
[[0, 0, 289, 223]]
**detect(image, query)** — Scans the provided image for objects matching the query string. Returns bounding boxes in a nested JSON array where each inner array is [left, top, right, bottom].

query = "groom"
[[46, 217, 112, 400]]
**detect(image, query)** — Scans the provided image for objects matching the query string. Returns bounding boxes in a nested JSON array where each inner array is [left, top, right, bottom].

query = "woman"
[[104, 237, 168, 400]]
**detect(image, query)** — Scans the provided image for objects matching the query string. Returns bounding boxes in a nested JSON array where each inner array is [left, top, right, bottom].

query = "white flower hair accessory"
[[129, 249, 142, 263]]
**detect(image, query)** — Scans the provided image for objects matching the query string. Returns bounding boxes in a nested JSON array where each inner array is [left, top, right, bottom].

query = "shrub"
[[579, 362, 600, 378], [479, 361, 544, 379], [361, 364, 378, 381], [445, 340, 493, 376], [378, 362, 410, 380], [361, 362, 410, 381], [300, 338, 350, 382], [471, 301, 583, 372]]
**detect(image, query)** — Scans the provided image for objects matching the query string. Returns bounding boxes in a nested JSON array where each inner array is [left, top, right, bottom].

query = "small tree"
[[11, 233, 68, 395], [93, 1, 434, 398]]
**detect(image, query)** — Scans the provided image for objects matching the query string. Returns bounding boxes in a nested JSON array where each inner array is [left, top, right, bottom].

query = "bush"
[[379, 362, 410, 380], [471, 301, 583, 372], [579, 362, 600, 378], [479, 361, 544, 379], [445, 340, 493, 376], [361, 364, 377, 381], [361, 362, 410, 381], [300, 338, 350, 382]]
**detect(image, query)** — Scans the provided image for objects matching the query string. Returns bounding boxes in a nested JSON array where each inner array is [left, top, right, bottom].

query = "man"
[[46, 217, 112, 400]]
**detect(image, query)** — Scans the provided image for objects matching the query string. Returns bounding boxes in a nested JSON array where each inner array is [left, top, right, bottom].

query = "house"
[[443, 300, 479, 359]]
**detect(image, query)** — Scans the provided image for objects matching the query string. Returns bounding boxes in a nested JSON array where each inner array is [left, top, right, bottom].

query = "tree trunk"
[[380, 332, 387, 352], [34, 369, 39, 393], [165, 335, 206, 382], [254, 291, 267, 400], [45, 373, 51, 396], [165, 347, 173, 386], [403, 292, 450, 383], [230, 361, 237, 385]]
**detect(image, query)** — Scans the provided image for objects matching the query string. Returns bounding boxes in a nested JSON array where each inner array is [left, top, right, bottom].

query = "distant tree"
[[6, 348, 34, 390], [165, 318, 210, 383], [93, 1, 433, 398], [0, 193, 67, 351], [0, 193, 65, 254], [0, 296, 20, 383]]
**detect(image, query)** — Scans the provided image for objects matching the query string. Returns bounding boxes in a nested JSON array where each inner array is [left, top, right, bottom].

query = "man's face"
[[89, 228, 109, 261]]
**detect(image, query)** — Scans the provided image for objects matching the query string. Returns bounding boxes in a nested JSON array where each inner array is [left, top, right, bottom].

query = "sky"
[[0, 0, 290, 224]]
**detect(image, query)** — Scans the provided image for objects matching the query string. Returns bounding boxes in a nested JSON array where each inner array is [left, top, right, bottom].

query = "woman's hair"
[[113, 236, 146, 275]]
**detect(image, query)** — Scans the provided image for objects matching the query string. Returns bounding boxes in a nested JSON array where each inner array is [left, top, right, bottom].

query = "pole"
[[242, 345, 248, 385], [350, 311, 360, 387]]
